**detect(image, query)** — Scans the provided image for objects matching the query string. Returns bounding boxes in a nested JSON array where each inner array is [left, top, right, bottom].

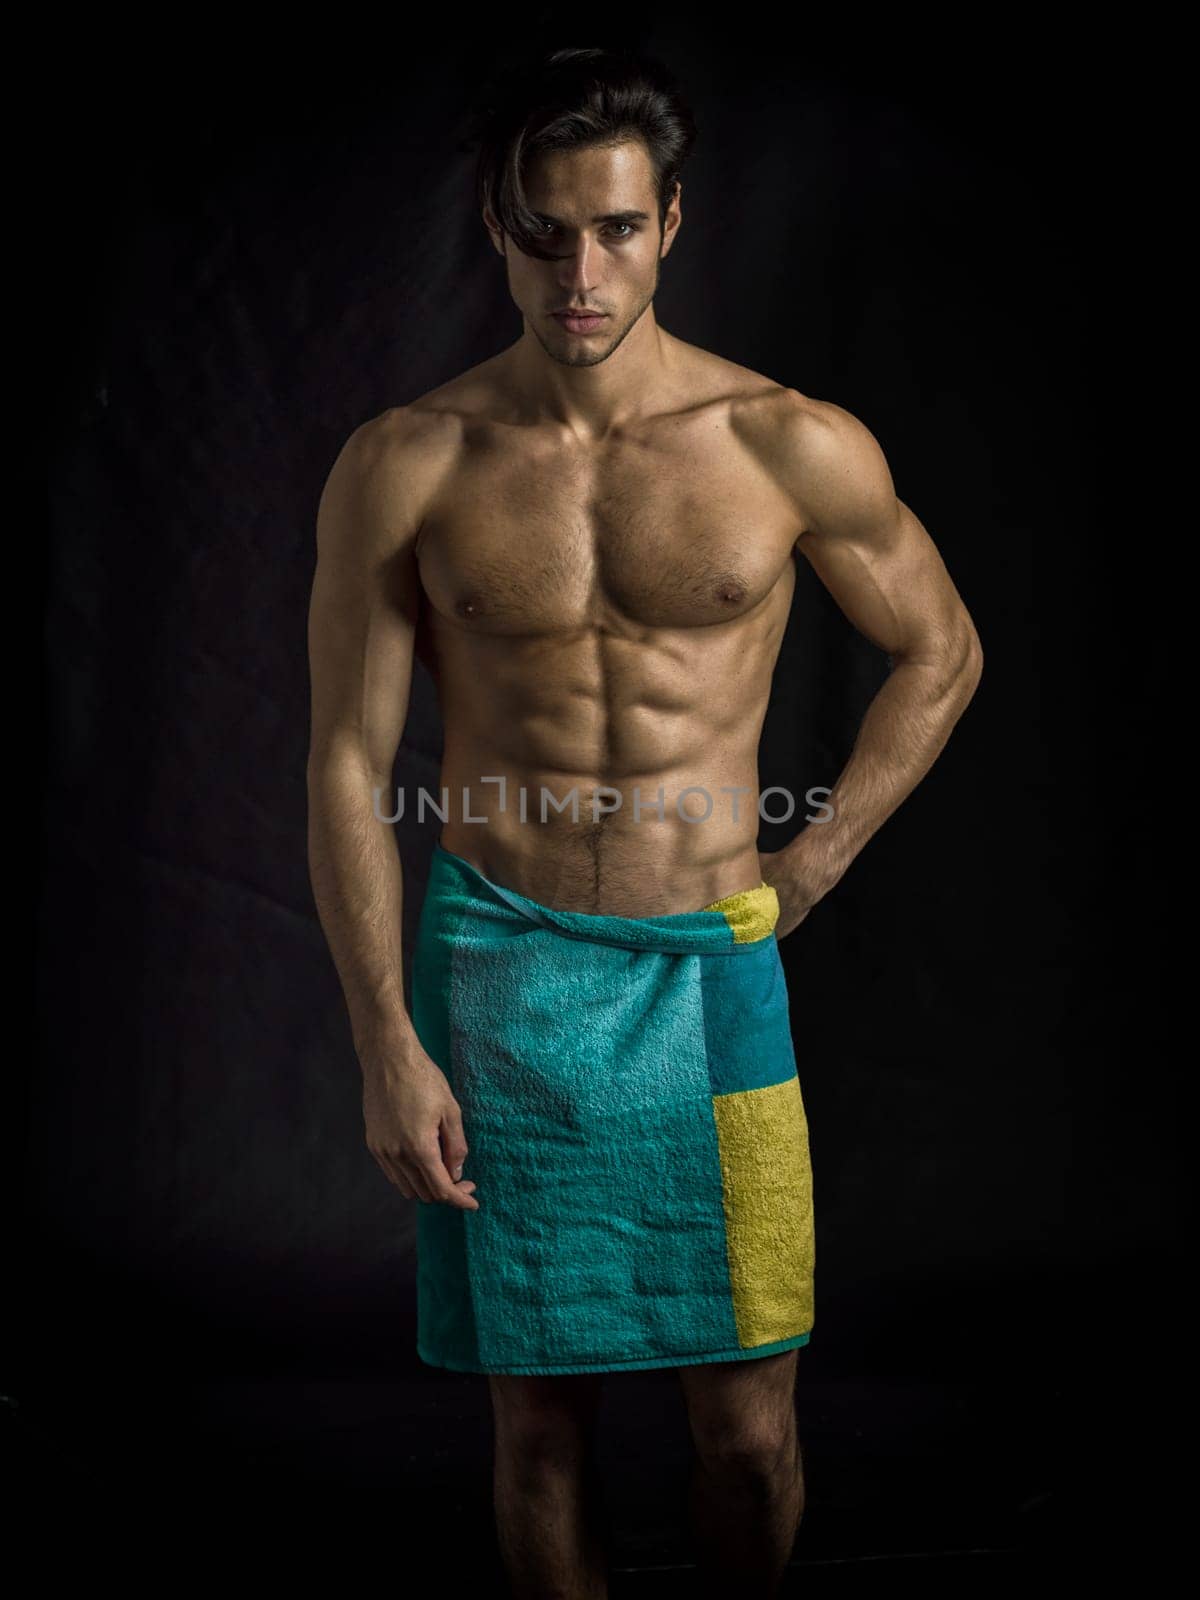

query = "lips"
[[554, 313, 607, 334]]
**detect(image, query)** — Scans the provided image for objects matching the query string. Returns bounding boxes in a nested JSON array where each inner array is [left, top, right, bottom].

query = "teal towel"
[[412, 841, 815, 1375]]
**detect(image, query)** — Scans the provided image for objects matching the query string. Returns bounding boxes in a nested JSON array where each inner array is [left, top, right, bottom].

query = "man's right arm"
[[306, 408, 478, 1210], [306, 409, 423, 1062]]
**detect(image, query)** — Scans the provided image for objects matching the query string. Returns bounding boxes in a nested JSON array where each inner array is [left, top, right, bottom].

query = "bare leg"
[[488, 1372, 609, 1600], [677, 1349, 805, 1599]]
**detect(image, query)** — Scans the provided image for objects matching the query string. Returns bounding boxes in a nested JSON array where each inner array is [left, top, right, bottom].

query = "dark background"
[[28, 9, 1168, 1589]]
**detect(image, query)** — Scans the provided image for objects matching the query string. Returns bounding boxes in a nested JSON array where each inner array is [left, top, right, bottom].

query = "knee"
[[489, 1373, 601, 1468], [693, 1421, 799, 1487], [491, 1404, 598, 1475]]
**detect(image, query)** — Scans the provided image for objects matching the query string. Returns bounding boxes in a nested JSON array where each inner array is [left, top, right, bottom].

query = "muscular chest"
[[415, 426, 799, 634]]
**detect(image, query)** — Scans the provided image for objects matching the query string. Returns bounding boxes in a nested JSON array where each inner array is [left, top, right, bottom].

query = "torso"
[[391, 333, 811, 916]]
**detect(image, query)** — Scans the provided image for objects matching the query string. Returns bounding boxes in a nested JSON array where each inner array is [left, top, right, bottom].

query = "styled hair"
[[468, 46, 698, 261]]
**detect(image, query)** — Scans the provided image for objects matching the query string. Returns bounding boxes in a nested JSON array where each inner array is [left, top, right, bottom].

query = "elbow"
[[307, 737, 393, 806], [306, 741, 359, 807], [892, 619, 983, 691], [945, 607, 984, 691], [964, 624, 984, 689], [950, 626, 984, 714], [305, 750, 335, 798]]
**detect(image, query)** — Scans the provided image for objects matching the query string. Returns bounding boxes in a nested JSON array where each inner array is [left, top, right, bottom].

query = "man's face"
[[485, 139, 681, 368]]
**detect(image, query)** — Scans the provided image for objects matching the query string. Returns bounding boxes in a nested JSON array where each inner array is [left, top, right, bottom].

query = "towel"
[[411, 840, 815, 1375]]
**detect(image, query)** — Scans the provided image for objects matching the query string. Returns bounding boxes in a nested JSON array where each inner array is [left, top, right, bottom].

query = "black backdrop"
[[30, 10, 1166, 1582]]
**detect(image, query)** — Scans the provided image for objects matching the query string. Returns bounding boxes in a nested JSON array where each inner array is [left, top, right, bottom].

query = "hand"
[[361, 1042, 480, 1210], [758, 847, 822, 941]]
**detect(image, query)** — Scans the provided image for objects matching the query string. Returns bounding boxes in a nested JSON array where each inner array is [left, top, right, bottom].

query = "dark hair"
[[468, 46, 698, 261]]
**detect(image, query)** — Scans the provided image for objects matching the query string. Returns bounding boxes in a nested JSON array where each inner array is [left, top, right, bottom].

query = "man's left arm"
[[762, 392, 984, 936]]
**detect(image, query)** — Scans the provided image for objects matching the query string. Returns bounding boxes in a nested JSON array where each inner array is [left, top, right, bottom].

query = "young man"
[[307, 45, 982, 1600]]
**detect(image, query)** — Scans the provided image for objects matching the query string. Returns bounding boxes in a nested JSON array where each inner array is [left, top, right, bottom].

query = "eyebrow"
[[534, 210, 652, 226]]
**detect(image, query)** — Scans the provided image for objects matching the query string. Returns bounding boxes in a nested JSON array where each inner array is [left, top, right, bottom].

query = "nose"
[[556, 233, 600, 298]]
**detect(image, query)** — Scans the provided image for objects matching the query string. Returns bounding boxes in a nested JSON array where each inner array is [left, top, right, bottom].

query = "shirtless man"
[[307, 46, 982, 1600]]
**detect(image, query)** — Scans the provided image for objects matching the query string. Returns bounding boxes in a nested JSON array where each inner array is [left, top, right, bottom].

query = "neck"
[[505, 304, 679, 441]]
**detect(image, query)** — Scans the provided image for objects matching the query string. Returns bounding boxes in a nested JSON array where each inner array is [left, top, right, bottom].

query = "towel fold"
[[412, 840, 816, 1375]]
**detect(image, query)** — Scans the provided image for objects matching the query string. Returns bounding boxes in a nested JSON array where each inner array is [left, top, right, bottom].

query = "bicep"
[[307, 416, 421, 781], [792, 405, 977, 665]]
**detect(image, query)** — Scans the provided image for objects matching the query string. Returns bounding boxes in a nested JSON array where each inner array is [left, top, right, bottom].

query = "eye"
[[531, 219, 637, 239]]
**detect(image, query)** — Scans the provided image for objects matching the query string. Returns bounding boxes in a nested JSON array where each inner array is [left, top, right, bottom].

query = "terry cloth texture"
[[412, 841, 816, 1376]]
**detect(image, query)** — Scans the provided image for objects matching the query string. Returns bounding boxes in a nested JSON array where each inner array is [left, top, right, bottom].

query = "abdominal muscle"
[[437, 771, 767, 918], [431, 662, 772, 918]]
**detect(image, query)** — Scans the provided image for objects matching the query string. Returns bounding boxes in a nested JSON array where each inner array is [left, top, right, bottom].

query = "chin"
[[541, 328, 619, 365], [552, 350, 612, 368]]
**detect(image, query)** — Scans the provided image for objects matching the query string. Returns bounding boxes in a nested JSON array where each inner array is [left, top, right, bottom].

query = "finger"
[[412, 1133, 449, 1200], [431, 1124, 470, 1191], [419, 1152, 480, 1210], [397, 1155, 435, 1203], [440, 1109, 470, 1182], [370, 1147, 417, 1199]]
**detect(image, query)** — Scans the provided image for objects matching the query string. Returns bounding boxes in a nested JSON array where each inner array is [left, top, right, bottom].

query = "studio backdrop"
[[31, 12, 1150, 1568]]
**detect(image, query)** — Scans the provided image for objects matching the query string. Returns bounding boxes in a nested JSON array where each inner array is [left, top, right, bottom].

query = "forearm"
[[786, 639, 983, 896], [307, 752, 419, 1069]]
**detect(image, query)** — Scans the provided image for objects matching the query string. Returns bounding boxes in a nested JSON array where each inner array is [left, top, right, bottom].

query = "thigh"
[[676, 1349, 799, 1449], [488, 1372, 606, 1445]]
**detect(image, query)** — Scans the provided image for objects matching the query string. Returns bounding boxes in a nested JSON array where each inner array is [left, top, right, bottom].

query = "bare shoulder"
[[321, 349, 541, 552], [733, 386, 899, 540], [352, 397, 463, 474], [674, 344, 871, 462], [318, 400, 463, 554], [732, 385, 886, 475], [403, 349, 512, 425], [666, 337, 787, 415]]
